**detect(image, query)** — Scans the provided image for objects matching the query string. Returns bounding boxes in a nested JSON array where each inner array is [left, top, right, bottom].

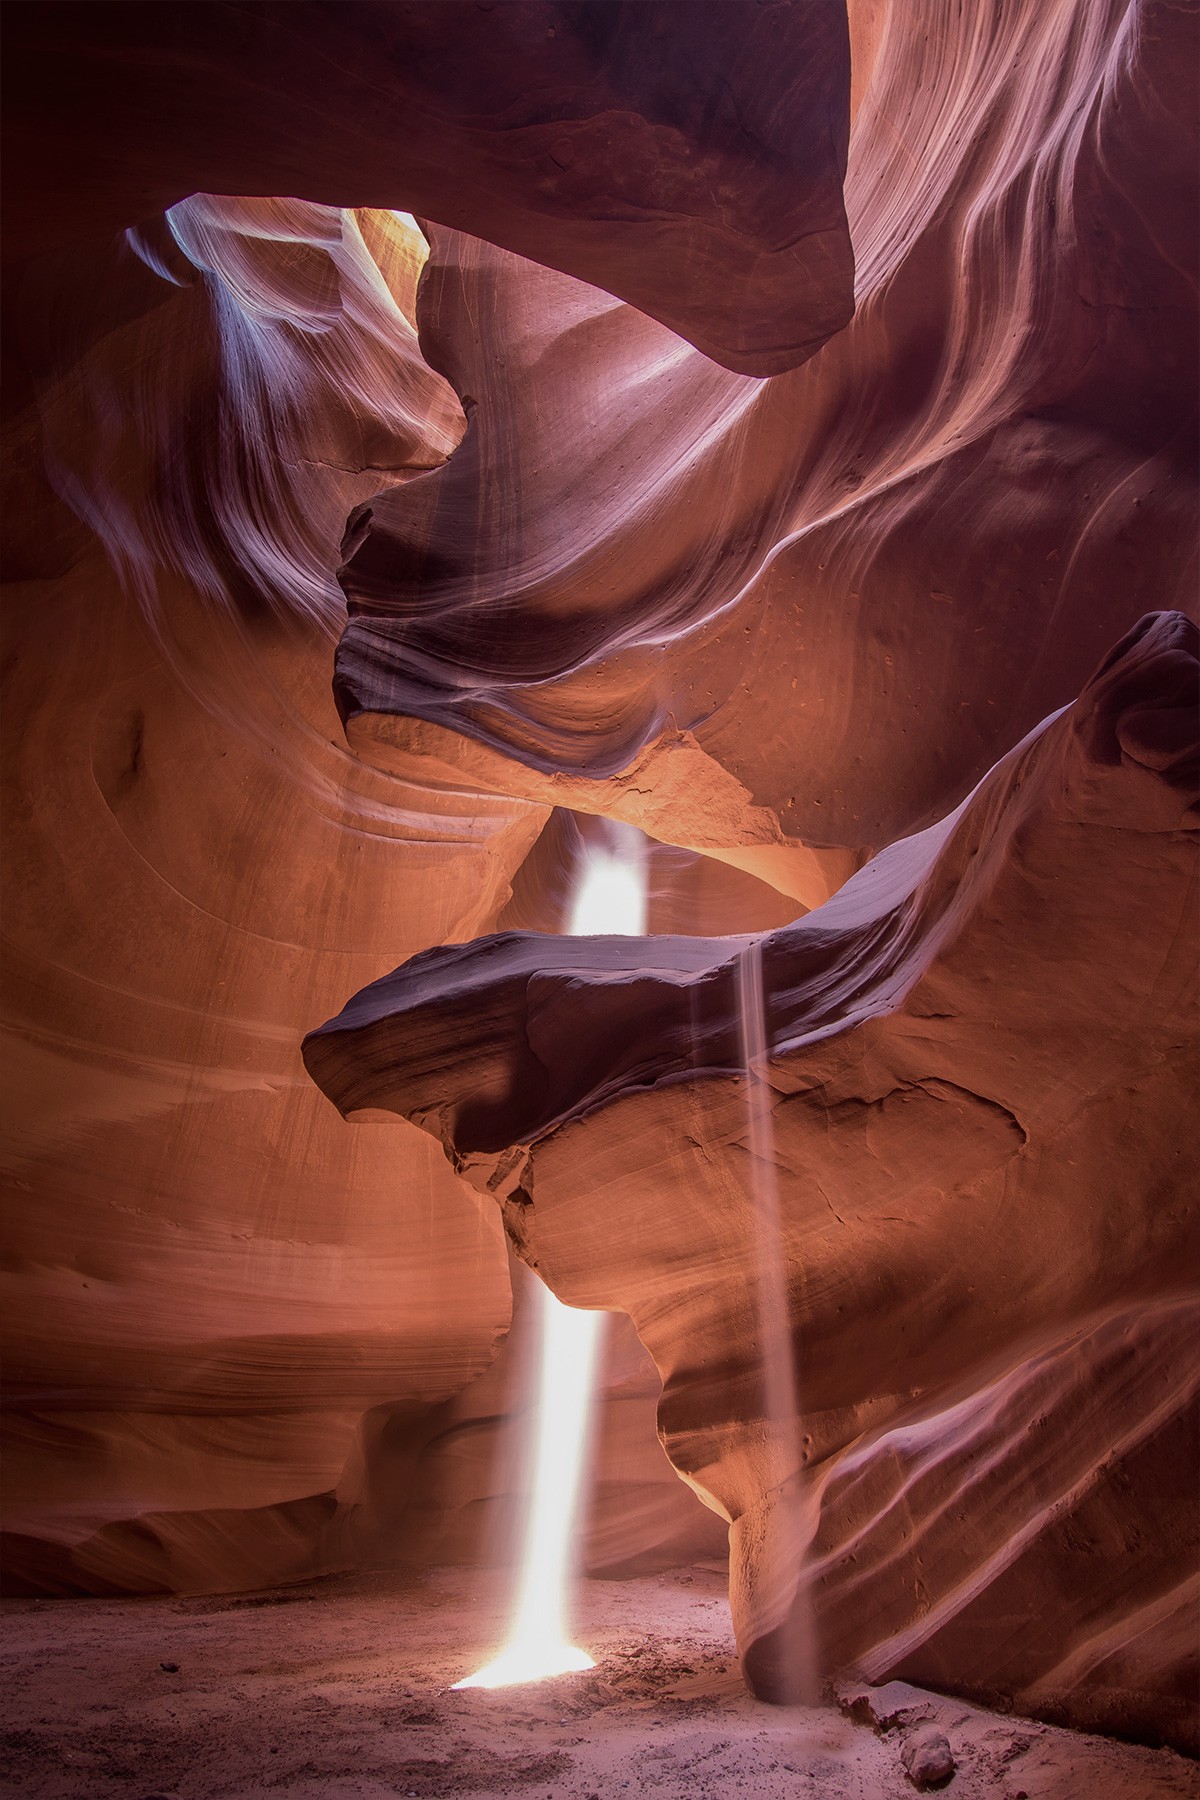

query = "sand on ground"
[[2, 1567, 1196, 1800]]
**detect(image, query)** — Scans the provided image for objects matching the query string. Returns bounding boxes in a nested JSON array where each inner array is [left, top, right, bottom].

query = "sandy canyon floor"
[[2, 1568, 1195, 1800]]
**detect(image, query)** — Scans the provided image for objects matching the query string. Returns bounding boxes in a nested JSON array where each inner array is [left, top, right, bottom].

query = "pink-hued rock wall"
[[1, 0, 853, 378], [336, 0, 1196, 859], [306, 613, 1200, 1750], [1, 0, 1196, 1756]]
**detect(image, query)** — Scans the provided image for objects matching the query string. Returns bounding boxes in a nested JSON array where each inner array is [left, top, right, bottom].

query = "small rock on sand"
[[902, 1726, 956, 1788]]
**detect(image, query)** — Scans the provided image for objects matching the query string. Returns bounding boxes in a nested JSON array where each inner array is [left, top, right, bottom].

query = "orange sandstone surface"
[[1, 0, 1196, 1779]]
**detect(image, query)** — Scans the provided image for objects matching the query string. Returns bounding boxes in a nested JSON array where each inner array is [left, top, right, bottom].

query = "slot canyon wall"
[[2, 0, 1196, 1760]]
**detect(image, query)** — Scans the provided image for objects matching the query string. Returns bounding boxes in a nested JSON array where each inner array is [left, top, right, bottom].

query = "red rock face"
[[1, 0, 1197, 1760], [336, 0, 1197, 856], [1, 201, 536, 1598], [306, 612, 1200, 1749], [1, 0, 854, 378]]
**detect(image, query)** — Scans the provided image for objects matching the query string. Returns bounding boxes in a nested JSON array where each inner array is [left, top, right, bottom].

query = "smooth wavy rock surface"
[[0, 183, 789, 1596], [1, 0, 853, 378], [305, 613, 1200, 1748], [0, 200, 542, 1596], [1, 182, 755, 1590], [33, 200, 466, 625], [1, 0, 1197, 1759], [0, 532, 535, 1591], [337, 0, 1197, 863]]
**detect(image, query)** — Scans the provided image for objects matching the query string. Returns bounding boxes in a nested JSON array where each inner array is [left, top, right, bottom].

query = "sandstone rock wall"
[[1, 0, 1196, 1754], [306, 614, 1200, 1749]]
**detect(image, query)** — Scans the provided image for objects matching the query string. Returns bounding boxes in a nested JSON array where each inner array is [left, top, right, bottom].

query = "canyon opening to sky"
[[1, 4, 1197, 1800]]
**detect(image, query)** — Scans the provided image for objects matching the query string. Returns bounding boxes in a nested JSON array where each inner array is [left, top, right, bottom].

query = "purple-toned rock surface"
[[335, 0, 1197, 865], [2, 0, 854, 377], [306, 615, 1200, 1750], [1, 0, 1196, 1767]]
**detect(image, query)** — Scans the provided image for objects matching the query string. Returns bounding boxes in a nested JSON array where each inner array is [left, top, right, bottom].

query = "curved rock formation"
[[2, 0, 854, 378], [336, 0, 1197, 864], [0, 526, 537, 1589], [0, 200, 536, 1595], [37, 199, 465, 626], [305, 613, 1200, 1749], [1, 0, 1196, 1763], [2, 177, 771, 1586], [0, 0, 859, 1588]]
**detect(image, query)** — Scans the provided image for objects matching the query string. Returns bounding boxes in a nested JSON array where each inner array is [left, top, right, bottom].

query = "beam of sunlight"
[[453, 1282, 603, 1689], [737, 938, 818, 1705], [565, 828, 648, 938], [453, 823, 647, 1690]]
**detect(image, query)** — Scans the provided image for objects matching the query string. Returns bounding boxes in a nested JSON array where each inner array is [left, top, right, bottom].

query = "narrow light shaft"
[[737, 941, 798, 1445], [453, 825, 646, 1690], [737, 938, 818, 1704]]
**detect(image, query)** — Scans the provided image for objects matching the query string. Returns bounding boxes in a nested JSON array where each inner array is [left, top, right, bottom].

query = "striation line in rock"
[[1, 0, 855, 379], [335, 0, 1197, 868], [305, 612, 1200, 1748]]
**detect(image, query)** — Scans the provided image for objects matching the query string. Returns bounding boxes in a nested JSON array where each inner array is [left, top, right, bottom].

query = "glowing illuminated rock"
[[2, 0, 855, 378], [1, 1, 1196, 1739], [334, 0, 1196, 865], [305, 613, 1200, 1750], [0, 202, 537, 1596]]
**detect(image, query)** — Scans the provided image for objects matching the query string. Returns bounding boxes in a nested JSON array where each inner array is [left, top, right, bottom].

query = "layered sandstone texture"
[[1, 203, 535, 1596], [1, 0, 854, 378], [3, 0, 832, 1597], [334, 0, 1197, 873], [1, 194, 743, 1595], [308, 613, 1200, 1752], [1, 0, 1197, 1765]]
